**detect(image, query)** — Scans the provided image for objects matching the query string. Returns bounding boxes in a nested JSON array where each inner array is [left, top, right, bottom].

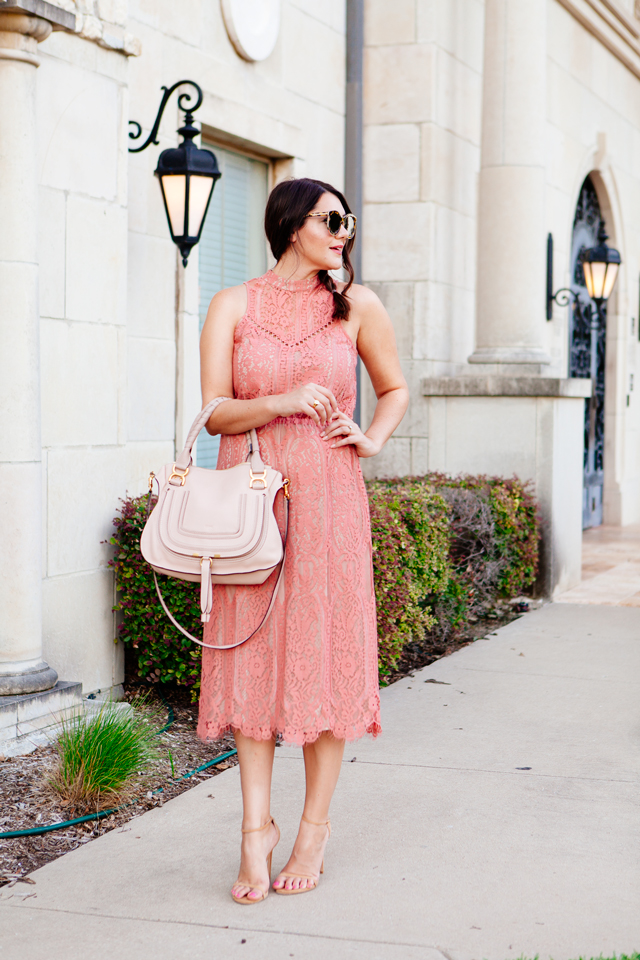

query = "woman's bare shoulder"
[[341, 282, 381, 307], [202, 284, 248, 334], [208, 283, 247, 316], [339, 282, 387, 324]]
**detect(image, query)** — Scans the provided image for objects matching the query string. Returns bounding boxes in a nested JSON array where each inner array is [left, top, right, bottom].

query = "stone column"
[[0, 10, 57, 694], [469, 0, 550, 366]]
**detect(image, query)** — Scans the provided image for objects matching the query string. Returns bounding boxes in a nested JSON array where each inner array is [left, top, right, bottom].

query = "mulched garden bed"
[[0, 598, 540, 887], [0, 685, 236, 887]]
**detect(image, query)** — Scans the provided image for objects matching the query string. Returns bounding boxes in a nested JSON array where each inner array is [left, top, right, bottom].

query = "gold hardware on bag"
[[148, 471, 155, 492], [249, 468, 268, 490], [169, 464, 190, 486], [283, 478, 291, 500]]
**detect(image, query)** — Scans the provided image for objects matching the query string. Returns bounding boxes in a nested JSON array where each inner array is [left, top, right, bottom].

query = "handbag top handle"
[[174, 397, 265, 474]]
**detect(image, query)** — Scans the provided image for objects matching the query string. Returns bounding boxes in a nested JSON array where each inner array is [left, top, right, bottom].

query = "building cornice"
[[0, 0, 140, 56], [0, 0, 74, 30], [555, 0, 640, 80], [421, 377, 593, 398]]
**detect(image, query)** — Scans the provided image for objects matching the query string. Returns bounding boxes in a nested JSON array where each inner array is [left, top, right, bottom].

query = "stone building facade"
[[1, 0, 639, 733]]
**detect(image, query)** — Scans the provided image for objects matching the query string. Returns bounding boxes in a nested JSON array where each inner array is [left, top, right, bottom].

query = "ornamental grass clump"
[[50, 699, 161, 811]]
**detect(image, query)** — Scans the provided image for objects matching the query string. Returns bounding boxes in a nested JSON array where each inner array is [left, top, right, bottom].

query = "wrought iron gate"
[[569, 177, 606, 528]]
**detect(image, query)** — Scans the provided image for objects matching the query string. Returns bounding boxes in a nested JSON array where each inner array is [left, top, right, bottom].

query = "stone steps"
[[0, 681, 83, 758]]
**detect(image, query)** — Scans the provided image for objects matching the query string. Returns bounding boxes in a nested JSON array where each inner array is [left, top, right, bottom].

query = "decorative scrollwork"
[[551, 287, 578, 308], [128, 80, 204, 154]]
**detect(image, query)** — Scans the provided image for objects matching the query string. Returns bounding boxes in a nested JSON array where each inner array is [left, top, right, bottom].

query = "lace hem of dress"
[[197, 716, 382, 747]]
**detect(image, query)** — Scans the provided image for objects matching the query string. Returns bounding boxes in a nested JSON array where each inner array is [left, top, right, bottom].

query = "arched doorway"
[[569, 176, 607, 529]]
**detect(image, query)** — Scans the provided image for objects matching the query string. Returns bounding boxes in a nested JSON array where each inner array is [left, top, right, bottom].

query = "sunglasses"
[[305, 210, 357, 240]]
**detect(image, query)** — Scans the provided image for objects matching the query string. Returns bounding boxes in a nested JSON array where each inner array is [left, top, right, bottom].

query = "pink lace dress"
[[197, 270, 381, 745]]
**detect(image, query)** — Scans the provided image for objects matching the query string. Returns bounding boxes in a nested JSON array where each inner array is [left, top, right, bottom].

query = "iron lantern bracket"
[[546, 232, 588, 320], [128, 80, 203, 154]]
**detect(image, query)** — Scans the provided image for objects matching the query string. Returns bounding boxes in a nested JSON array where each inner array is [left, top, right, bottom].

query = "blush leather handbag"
[[140, 396, 290, 649]]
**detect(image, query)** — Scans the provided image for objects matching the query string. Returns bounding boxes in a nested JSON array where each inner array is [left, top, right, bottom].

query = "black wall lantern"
[[546, 226, 621, 319], [129, 81, 221, 266], [580, 223, 621, 303], [546, 225, 621, 390]]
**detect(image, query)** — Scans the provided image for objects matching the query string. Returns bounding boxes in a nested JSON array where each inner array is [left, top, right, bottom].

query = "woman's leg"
[[273, 732, 345, 891], [231, 731, 280, 901]]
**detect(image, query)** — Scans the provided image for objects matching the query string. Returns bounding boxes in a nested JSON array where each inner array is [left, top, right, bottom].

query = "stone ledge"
[[421, 376, 593, 399], [0, 0, 75, 30], [0, 680, 83, 757], [0, 1, 142, 55]]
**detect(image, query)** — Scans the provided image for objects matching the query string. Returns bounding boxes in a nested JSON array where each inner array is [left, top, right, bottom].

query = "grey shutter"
[[196, 147, 268, 467]]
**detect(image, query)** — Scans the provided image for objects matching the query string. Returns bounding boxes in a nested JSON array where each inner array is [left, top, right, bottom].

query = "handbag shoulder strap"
[[152, 495, 289, 650], [174, 397, 265, 474]]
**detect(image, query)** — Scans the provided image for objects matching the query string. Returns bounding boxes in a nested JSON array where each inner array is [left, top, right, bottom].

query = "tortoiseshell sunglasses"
[[305, 210, 357, 239]]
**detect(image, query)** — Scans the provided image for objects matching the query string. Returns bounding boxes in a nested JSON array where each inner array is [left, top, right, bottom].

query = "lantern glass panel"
[[583, 260, 606, 300], [161, 174, 186, 237], [188, 175, 214, 238], [602, 262, 619, 300]]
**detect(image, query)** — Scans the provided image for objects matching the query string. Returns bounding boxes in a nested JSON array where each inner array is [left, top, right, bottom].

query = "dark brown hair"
[[264, 178, 355, 320]]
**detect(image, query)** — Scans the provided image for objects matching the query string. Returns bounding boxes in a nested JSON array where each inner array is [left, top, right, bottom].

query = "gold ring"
[[312, 400, 320, 408]]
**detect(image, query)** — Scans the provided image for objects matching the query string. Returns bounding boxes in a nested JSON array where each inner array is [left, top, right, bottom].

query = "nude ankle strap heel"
[[242, 816, 276, 834], [301, 814, 331, 871], [273, 814, 331, 894], [232, 816, 279, 905]]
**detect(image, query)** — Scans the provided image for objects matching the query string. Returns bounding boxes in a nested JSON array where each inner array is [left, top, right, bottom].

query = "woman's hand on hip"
[[321, 411, 380, 458], [273, 382, 338, 425]]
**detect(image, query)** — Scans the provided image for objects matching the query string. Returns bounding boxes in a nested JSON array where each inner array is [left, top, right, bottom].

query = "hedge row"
[[108, 474, 539, 691]]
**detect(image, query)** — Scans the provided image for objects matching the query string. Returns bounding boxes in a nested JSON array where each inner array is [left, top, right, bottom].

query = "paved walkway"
[[556, 523, 640, 605], [1, 602, 639, 960]]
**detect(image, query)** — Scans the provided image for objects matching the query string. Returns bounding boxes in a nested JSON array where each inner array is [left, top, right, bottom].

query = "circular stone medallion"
[[221, 0, 281, 62]]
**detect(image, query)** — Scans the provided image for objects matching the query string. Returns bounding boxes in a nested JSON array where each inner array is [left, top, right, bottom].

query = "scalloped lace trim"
[[197, 716, 382, 747]]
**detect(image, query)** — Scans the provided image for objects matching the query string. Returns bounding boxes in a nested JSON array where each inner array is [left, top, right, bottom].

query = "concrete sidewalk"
[[1, 603, 638, 960]]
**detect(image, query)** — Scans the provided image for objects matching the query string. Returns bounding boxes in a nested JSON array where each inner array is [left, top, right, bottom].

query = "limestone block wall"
[[36, 27, 131, 694], [546, 0, 640, 524], [361, 0, 640, 535], [360, 0, 484, 478]]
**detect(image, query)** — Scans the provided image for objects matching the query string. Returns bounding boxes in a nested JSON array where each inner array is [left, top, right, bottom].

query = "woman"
[[198, 177, 408, 903]]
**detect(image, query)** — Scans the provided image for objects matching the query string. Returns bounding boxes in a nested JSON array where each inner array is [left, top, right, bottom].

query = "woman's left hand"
[[320, 411, 380, 458]]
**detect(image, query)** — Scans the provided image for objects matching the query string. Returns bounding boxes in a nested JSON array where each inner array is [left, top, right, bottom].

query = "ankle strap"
[[241, 816, 274, 834], [301, 814, 331, 827]]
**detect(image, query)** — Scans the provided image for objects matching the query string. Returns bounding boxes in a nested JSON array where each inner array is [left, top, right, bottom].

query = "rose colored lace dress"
[[197, 270, 381, 746]]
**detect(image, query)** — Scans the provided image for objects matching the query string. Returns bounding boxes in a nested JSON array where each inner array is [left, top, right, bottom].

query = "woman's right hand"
[[273, 382, 338, 426]]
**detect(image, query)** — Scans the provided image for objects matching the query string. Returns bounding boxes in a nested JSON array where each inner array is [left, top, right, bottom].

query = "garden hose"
[[156, 694, 175, 734], [0, 696, 237, 840]]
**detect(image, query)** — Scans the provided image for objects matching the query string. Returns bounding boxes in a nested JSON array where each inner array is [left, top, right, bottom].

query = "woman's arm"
[[322, 284, 409, 457], [200, 286, 339, 434]]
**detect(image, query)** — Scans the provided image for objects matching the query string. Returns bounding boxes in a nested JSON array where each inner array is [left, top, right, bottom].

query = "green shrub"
[[108, 496, 202, 690], [108, 473, 540, 690], [367, 482, 450, 677], [50, 698, 161, 810], [374, 474, 539, 622], [424, 473, 540, 600]]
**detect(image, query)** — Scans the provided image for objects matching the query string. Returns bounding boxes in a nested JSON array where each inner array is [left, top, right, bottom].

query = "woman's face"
[[290, 192, 349, 271]]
